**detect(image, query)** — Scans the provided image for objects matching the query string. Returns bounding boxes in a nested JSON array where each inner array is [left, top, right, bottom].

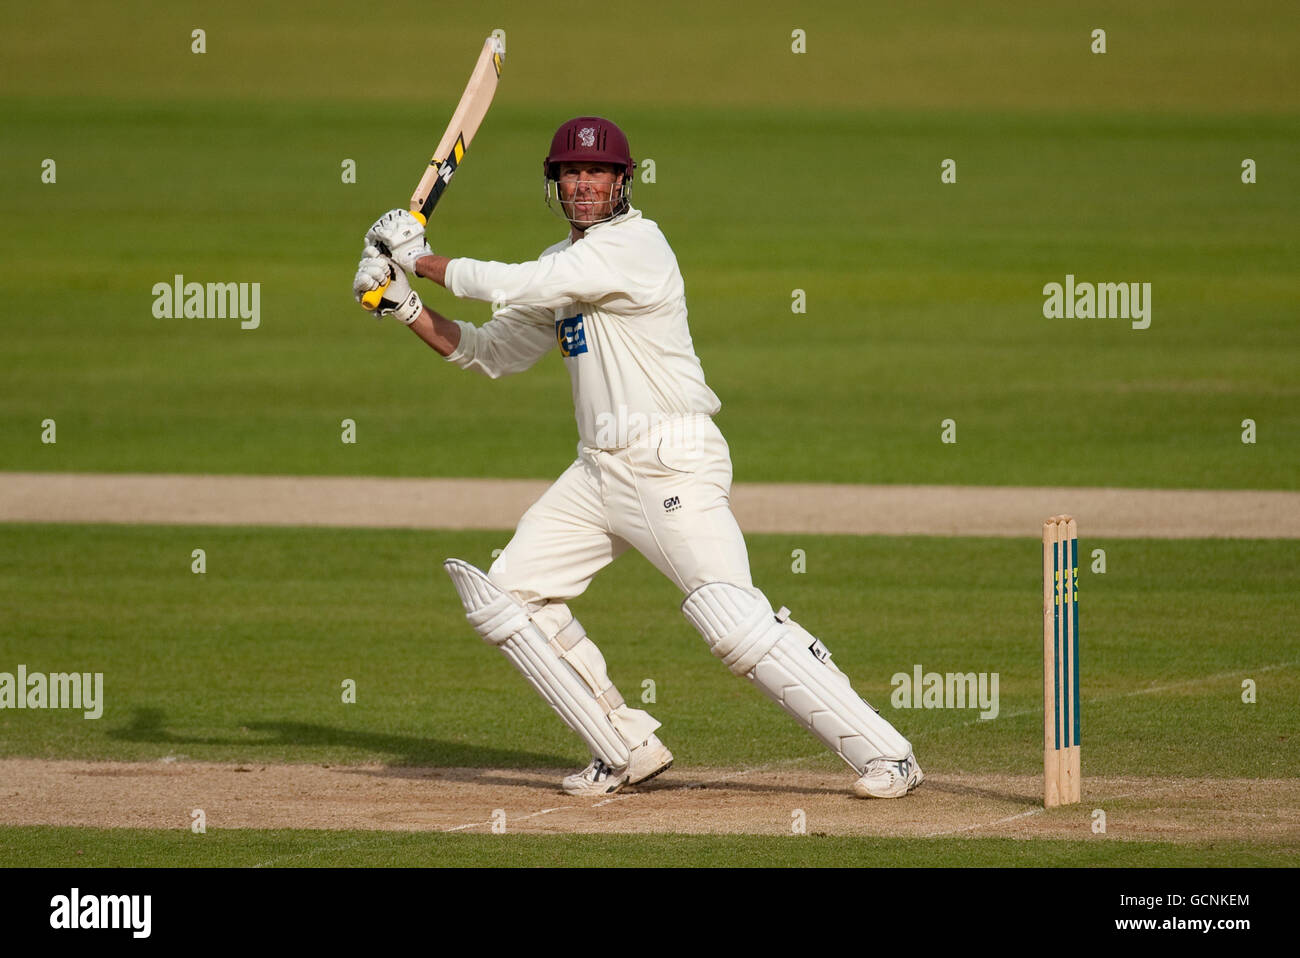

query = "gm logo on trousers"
[[556, 314, 588, 356]]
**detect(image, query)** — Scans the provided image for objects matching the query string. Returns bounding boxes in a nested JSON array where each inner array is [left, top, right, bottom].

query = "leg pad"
[[683, 582, 911, 772]]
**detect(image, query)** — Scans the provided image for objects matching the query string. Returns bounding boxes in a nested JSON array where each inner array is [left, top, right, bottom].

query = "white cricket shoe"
[[852, 752, 924, 799], [560, 736, 673, 796], [627, 734, 674, 785], [561, 758, 629, 797]]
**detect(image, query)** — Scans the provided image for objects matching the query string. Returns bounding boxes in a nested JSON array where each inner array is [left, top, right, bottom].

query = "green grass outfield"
[[1, 2, 1296, 487], [0, 827, 1290, 868], [0, 513, 1296, 870], [1, 524, 1296, 775]]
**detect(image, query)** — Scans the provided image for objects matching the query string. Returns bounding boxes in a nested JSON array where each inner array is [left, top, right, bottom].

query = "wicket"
[[1042, 515, 1081, 807]]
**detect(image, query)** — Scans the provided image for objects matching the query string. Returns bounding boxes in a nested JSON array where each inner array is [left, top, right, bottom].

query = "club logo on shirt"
[[556, 313, 588, 357]]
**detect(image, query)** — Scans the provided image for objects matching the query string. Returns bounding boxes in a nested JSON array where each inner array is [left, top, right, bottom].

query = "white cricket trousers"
[[489, 414, 753, 607]]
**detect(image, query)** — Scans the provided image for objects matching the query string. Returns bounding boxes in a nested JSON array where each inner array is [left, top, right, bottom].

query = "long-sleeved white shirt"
[[443, 207, 721, 450]]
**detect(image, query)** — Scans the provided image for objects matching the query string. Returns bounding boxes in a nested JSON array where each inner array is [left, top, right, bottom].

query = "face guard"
[[545, 172, 629, 228], [542, 116, 635, 228]]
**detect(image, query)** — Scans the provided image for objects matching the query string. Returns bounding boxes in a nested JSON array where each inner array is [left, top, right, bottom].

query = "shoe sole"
[[628, 759, 672, 787], [561, 777, 629, 797]]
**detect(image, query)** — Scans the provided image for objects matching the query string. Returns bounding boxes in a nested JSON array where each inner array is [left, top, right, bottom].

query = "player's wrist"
[[417, 254, 451, 286]]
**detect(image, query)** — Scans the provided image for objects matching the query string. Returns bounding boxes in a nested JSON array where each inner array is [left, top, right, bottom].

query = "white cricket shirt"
[[443, 207, 721, 450]]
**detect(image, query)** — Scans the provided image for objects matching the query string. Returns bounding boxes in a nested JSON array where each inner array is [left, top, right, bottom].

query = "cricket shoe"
[[852, 752, 924, 799], [561, 758, 630, 797], [626, 734, 674, 786]]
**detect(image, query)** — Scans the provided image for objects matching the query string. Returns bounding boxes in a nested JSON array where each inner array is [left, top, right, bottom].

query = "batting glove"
[[365, 209, 433, 274], [353, 245, 422, 325]]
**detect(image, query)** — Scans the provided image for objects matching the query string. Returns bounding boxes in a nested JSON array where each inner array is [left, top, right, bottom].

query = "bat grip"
[[361, 283, 387, 311]]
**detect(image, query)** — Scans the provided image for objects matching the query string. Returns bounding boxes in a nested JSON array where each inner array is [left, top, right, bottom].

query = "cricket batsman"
[[353, 117, 923, 798]]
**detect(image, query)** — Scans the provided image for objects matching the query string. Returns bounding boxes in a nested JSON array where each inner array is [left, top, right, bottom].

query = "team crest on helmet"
[[578, 127, 596, 147]]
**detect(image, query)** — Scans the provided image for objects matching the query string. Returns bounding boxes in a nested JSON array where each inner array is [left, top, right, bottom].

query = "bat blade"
[[409, 35, 505, 223], [361, 35, 504, 310]]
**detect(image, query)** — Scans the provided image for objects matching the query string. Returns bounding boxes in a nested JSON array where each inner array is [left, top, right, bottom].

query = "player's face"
[[558, 162, 623, 229]]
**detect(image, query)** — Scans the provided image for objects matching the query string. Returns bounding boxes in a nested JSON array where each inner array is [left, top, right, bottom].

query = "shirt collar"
[[583, 205, 641, 236]]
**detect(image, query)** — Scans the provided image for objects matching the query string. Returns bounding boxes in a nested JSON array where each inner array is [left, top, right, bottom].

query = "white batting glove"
[[353, 245, 422, 325], [365, 209, 433, 274]]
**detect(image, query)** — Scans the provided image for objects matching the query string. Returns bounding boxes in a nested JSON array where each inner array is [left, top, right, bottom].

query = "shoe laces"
[[865, 757, 907, 782]]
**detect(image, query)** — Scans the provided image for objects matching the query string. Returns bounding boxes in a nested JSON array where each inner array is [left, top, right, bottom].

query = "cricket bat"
[[362, 35, 505, 310]]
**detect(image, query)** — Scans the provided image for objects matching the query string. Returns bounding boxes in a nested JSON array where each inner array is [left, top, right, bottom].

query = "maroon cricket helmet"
[[543, 117, 635, 181]]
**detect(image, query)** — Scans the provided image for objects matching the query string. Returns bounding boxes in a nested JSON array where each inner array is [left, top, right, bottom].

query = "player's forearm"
[[439, 244, 618, 309], [408, 304, 462, 356], [414, 254, 451, 288]]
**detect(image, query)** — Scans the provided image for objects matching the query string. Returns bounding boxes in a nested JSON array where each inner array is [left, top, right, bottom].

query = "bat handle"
[[359, 208, 428, 310], [361, 284, 386, 311]]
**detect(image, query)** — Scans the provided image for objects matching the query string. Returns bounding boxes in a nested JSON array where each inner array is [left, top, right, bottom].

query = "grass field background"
[[1, 524, 1294, 775], [3, 828, 1292, 869], [1, 1, 1296, 486], [1, 1, 1297, 871], [1, 523, 1296, 867]]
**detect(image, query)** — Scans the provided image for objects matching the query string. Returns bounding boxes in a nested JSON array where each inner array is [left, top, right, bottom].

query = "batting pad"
[[682, 582, 912, 772], [444, 558, 633, 769]]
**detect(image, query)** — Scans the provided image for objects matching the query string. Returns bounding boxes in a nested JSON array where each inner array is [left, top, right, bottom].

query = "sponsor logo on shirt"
[[556, 313, 588, 357], [663, 496, 682, 512]]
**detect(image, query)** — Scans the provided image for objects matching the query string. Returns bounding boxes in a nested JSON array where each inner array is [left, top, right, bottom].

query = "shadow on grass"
[[108, 707, 569, 768]]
